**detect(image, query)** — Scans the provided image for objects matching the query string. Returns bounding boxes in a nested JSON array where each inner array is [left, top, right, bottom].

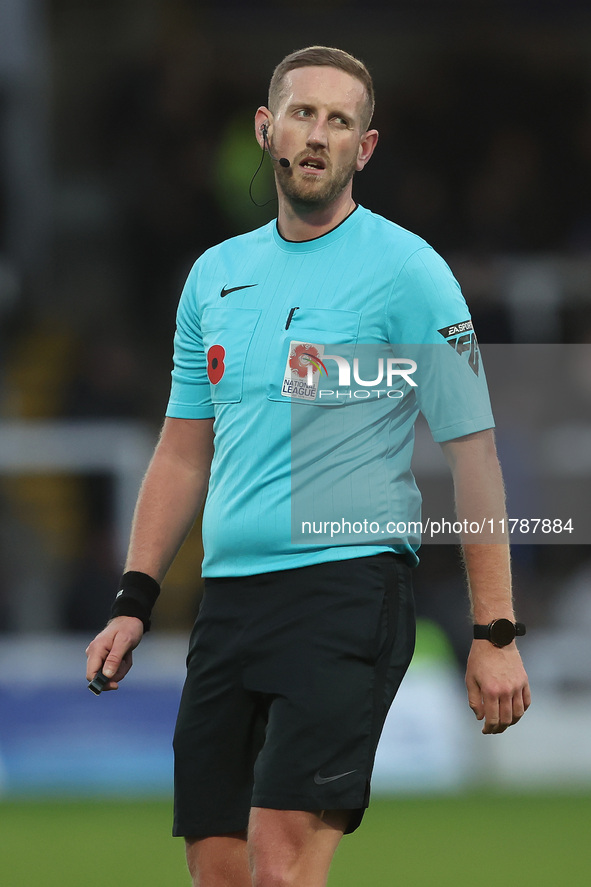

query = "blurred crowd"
[[1, 1, 591, 655]]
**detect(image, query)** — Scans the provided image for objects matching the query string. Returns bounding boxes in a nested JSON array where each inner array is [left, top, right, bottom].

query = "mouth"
[[299, 156, 327, 173]]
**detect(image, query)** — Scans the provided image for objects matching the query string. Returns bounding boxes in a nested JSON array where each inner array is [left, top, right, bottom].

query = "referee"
[[86, 46, 530, 887]]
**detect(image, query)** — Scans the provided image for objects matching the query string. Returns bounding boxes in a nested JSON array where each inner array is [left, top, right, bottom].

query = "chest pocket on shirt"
[[201, 307, 261, 404], [267, 307, 360, 403]]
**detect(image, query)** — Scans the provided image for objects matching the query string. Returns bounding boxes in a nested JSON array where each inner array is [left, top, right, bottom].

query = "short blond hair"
[[268, 46, 375, 132]]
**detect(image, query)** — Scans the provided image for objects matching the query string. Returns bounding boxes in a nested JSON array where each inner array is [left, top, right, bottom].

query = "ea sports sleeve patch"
[[437, 319, 480, 377]]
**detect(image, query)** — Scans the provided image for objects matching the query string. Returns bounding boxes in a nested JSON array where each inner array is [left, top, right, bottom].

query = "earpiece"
[[250, 122, 291, 205]]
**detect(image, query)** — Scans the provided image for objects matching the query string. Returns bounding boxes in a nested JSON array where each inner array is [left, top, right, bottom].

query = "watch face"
[[490, 618, 516, 647]]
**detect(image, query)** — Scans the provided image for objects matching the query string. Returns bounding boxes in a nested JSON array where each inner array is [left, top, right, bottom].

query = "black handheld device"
[[88, 670, 109, 695]]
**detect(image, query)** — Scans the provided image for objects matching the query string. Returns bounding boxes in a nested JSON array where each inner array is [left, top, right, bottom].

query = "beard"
[[276, 152, 359, 209]]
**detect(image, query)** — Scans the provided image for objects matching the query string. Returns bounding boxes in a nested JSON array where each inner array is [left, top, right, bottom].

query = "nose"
[[306, 115, 329, 149]]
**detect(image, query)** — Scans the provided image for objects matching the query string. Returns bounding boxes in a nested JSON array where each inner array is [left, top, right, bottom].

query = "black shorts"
[[172, 552, 415, 838]]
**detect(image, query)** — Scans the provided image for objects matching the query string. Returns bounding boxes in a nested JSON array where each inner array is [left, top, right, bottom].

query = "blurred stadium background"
[[1, 1, 591, 883]]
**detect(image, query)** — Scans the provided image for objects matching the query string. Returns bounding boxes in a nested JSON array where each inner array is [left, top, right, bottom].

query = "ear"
[[255, 107, 272, 149], [356, 129, 379, 171]]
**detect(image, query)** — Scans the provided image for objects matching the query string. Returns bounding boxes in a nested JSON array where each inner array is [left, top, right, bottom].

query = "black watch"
[[473, 618, 526, 648]]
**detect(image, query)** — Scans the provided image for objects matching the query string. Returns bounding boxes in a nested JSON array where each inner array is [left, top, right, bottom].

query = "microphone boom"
[[262, 125, 290, 168]]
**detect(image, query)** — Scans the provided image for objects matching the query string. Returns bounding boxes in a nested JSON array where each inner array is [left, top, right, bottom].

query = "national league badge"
[[281, 341, 327, 401]]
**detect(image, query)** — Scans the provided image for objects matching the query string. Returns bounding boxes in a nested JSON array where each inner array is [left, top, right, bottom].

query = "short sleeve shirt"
[[167, 206, 494, 575]]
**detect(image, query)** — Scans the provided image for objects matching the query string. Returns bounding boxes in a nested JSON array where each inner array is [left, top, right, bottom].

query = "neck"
[[276, 188, 356, 242]]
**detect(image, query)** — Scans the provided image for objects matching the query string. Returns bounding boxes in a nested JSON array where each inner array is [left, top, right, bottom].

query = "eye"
[[331, 115, 351, 128], [296, 108, 313, 118]]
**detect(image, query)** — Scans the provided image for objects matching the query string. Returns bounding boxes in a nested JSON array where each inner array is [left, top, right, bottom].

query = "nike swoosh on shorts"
[[313, 769, 357, 785]]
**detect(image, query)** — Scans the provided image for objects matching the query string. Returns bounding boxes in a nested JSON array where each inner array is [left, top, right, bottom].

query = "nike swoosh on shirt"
[[220, 284, 258, 298], [313, 769, 357, 785]]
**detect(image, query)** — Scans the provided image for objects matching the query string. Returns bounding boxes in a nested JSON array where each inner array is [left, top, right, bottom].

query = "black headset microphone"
[[249, 123, 290, 206], [261, 124, 290, 168]]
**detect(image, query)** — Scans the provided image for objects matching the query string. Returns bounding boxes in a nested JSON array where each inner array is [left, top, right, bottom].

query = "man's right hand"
[[85, 616, 144, 691]]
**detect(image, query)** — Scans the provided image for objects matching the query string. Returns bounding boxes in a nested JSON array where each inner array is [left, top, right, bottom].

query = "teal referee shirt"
[[166, 206, 494, 576]]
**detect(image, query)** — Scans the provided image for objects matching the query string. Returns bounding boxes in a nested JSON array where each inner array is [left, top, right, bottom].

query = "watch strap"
[[473, 623, 492, 640]]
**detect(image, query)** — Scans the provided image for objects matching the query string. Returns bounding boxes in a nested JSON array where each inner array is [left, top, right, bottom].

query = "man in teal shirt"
[[87, 46, 530, 887]]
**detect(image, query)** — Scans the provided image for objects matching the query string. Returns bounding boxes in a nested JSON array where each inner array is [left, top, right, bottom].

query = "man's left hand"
[[466, 641, 531, 734]]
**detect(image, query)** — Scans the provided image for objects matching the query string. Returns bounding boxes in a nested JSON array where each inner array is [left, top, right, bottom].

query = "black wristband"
[[110, 570, 161, 632]]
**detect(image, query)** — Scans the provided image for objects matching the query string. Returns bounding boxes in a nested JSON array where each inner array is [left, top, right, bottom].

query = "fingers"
[[467, 677, 485, 723], [85, 637, 111, 683], [85, 616, 144, 691], [481, 695, 506, 735], [523, 682, 532, 712], [472, 683, 531, 734], [101, 640, 132, 680]]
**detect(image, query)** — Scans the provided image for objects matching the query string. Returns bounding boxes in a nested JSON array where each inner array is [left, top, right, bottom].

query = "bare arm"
[[440, 428, 531, 734], [85, 416, 214, 688], [124, 416, 214, 581]]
